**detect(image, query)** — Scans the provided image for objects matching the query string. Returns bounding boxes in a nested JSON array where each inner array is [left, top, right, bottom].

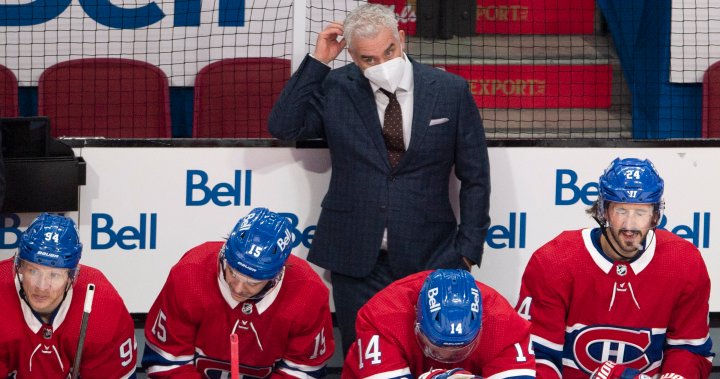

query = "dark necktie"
[[379, 88, 405, 168]]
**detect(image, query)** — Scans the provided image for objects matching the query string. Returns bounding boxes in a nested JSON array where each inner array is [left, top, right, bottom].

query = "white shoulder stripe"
[[566, 323, 588, 333], [146, 363, 194, 374], [277, 359, 328, 378], [281, 359, 328, 372], [531, 334, 563, 351], [362, 367, 412, 379], [485, 368, 536, 379], [277, 367, 314, 379], [666, 333, 710, 346], [567, 324, 667, 335]]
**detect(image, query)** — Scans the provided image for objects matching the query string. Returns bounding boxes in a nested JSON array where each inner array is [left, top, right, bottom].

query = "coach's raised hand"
[[313, 21, 346, 64]]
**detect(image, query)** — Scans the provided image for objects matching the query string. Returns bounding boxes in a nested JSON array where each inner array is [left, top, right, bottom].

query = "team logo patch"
[[242, 303, 253, 315], [196, 356, 272, 378], [572, 326, 653, 372], [43, 327, 53, 339], [616, 264, 627, 276]]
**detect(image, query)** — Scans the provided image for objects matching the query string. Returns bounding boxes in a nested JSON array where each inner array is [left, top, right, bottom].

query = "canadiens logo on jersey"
[[568, 325, 665, 373], [196, 356, 272, 378]]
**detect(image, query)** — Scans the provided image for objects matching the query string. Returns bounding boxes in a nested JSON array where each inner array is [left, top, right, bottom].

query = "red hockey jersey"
[[516, 228, 713, 379], [141, 242, 335, 379], [0, 258, 137, 379], [342, 271, 536, 379]]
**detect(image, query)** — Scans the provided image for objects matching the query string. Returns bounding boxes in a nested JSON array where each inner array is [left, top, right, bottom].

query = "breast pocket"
[[429, 117, 450, 126], [321, 197, 353, 212], [422, 116, 456, 153]]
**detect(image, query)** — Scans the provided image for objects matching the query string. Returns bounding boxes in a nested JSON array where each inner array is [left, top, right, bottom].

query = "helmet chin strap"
[[593, 216, 652, 261]]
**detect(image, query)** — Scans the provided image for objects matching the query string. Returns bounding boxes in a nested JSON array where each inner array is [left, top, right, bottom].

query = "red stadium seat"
[[0, 65, 18, 117], [702, 60, 720, 138], [38, 58, 171, 138], [193, 57, 290, 138]]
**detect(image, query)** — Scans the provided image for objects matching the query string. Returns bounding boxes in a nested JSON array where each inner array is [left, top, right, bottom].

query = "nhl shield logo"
[[242, 302, 253, 315], [43, 327, 53, 339], [616, 264, 627, 276]]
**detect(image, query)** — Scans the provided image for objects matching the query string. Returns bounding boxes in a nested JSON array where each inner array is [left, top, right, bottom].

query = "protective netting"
[[0, 0, 717, 139]]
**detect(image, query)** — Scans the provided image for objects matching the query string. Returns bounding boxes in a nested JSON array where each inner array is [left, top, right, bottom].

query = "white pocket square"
[[429, 118, 449, 126]]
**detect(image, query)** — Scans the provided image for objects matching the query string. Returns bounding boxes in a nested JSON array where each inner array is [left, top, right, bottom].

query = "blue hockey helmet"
[[221, 208, 292, 281], [16, 213, 83, 275], [415, 269, 482, 363], [597, 158, 665, 223]]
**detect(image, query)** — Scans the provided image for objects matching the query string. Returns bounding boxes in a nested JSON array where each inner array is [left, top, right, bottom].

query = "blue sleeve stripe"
[[531, 342, 562, 371], [140, 343, 194, 369], [275, 360, 327, 379], [665, 340, 715, 358]]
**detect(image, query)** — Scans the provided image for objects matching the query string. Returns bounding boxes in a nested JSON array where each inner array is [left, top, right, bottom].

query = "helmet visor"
[[222, 259, 283, 301], [414, 322, 479, 363]]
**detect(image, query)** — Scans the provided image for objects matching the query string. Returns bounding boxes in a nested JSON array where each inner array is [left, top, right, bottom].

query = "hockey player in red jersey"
[[516, 157, 714, 378], [342, 269, 536, 379], [141, 207, 335, 378], [0, 213, 137, 378]]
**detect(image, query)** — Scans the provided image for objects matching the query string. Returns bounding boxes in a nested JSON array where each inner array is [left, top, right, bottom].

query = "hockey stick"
[[231, 333, 239, 379], [71, 283, 95, 379]]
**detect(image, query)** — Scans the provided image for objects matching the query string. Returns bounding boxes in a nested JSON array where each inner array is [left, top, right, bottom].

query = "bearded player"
[[0, 213, 137, 378], [516, 158, 714, 378], [141, 207, 335, 378]]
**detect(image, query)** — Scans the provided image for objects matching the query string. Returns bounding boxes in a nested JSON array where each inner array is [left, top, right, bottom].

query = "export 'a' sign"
[[372, 0, 595, 35], [440, 64, 612, 109]]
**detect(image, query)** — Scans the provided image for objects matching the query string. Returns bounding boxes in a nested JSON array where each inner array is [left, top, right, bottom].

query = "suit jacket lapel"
[[346, 66, 392, 169], [402, 60, 438, 166], [344, 59, 439, 171]]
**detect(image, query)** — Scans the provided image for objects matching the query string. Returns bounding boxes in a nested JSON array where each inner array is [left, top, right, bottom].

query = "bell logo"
[[0, 0, 245, 28], [0, 214, 22, 249], [554, 169, 599, 206], [277, 212, 315, 249], [186, 170, 252, 207], [91, 213, 157, 250], [470, 288, 480, 313], [427, 287, 441, 313], [486, 212, 526, 249]]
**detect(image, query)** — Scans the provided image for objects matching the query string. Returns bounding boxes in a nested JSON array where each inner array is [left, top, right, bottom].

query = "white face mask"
[[363, 55, 406, 93]]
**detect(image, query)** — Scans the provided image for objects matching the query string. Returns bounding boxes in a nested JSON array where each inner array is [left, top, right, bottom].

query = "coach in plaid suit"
[[268, 4, 490, 355]]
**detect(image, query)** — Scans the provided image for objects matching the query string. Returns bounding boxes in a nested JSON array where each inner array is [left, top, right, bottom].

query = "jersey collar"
[[582, 228, 656, 274], [217, 269, 285, 315]]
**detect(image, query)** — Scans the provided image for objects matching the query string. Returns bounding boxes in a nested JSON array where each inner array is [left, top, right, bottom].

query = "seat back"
[[38, 58, 171, 138], [0, 65, 18, 117], [193, 58, 290, 138], [702, 60, 720, 138]]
